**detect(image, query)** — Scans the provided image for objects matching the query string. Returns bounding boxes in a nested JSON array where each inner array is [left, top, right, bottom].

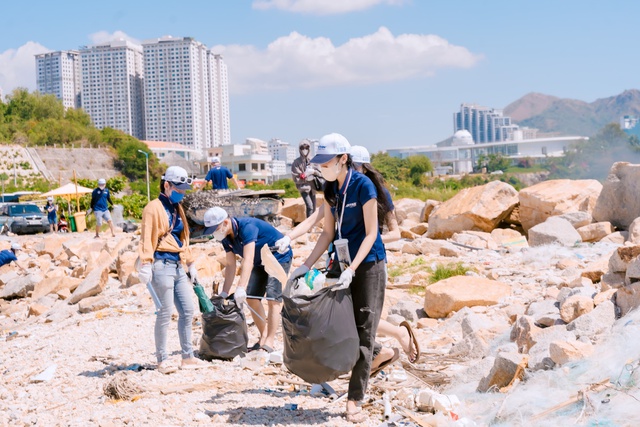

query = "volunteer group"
[[137, 133, 420, 423]]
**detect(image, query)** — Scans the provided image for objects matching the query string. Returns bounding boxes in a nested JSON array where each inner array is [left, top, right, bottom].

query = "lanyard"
[[336, 168, 353, 240]]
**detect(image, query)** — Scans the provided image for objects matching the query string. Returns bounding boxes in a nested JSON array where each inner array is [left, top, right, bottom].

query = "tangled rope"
[[103, 371, 143, 400]]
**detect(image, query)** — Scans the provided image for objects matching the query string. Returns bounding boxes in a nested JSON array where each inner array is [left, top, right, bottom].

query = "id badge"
[[334, 238, 351, 272]]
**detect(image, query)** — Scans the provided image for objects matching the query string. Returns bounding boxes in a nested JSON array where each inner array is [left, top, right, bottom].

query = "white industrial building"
[[79, 40, 145, 139], [388, 132, 588, 174], [35, 50, 82, 109]]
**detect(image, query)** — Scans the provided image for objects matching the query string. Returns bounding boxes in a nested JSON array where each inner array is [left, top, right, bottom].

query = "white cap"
[[162, 166, 192, 190], [350, 145, 371, 164], [10, 243, 21, 251], [311, 133, 351, 164], [203, 207, 228, 235], [98, 178, 106, 185], [211, 157, 220, 164], [47, 196, 53, 201]]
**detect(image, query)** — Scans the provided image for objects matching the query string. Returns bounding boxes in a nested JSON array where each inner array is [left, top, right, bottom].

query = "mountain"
[[503, 89, 640, 137]]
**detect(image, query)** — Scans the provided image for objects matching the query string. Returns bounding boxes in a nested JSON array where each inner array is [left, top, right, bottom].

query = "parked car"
[[0, 203, 49, 235]]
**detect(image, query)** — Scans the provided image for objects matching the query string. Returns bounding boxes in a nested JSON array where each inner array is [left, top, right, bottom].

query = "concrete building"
[[142, 36, 230, 153], [454, 103, 521, 144], [35, 51, 81, 109], [268, 139, 297, 164], [79, 40, 145, 139], [221, 138, 272, 184], [387, 135, 588, 175]]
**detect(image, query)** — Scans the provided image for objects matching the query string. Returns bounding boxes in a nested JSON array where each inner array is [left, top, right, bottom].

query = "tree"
[[406, 155, 433, 186]]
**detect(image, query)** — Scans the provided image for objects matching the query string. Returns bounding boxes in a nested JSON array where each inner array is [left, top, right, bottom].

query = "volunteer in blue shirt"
[[203, 207, 292, 353], [204, 157, 239, 190], [0, 243, 21, 267], [288, 133, 390, 423], [45, 196, 58, 233], [90, 178, 116, 238]]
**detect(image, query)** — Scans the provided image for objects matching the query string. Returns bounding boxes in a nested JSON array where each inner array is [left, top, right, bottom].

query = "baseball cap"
[[10, 243, 21, 251], [350, 145, 371, 164], [311, 133, 351, 164], [202, 207, 228, 235], [163, 166, 193, 190], [98, 178, 106, 185], [47, 196, 53, 201], [211, 157, 221, 164]]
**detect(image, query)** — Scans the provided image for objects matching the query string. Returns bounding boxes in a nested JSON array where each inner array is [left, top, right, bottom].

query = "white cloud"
[[88, 30, 140, 45], [213, 27, 482, 94], [253, 0, 407, 15], [0, 42, 51, 96]]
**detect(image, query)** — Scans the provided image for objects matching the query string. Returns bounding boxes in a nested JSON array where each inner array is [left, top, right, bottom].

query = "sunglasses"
[[170, 176, 194, 185], [300, 145, 310, 149]]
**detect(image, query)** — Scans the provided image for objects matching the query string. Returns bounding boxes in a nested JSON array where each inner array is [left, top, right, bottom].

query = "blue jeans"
[[151, 259, 195, 363]]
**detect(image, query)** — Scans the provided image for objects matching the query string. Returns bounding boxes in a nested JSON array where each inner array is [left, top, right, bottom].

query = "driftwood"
[[531, 379, 610, 421]]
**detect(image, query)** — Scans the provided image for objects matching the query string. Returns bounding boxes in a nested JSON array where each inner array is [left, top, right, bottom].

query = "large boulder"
[[423, 276, 511, 318], [394, 199, 425, 224], [427, 181, 519, 239], [518, 179, 602, 232], [528, 217, 582, 247], [280, 198, 307, 224], [593, 162, 640, 229]]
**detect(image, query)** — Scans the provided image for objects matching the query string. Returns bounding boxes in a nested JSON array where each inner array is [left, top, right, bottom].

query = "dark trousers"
[[299, 189, 316, 218], [347, 259, 387, 402]]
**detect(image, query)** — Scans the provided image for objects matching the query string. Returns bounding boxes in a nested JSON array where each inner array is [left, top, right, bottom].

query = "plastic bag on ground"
[[199, 295, 248, 360]]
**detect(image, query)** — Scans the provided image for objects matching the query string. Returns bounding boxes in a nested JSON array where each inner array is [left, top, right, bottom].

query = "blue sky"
[[0, 0, 637, 152]]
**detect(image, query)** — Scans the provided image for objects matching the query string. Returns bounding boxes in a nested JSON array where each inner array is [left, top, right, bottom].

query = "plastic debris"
[[31, 364, 57, 383], [284, 403, 298, 410]]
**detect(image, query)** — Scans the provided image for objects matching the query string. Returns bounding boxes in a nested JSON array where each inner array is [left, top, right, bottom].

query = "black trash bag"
[[282, 286, 359, 384], [199, 295, 248, 361]]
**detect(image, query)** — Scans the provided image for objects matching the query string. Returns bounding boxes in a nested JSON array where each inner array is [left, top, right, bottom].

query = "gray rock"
[[558, 211, 593, 229], [566, 300, 616, 340], [0, 274, 42, 300], [388, 300, 422, 322], [593, 162, 640, 229], [525, 299, 559, 328], [385, 314, 404, 326], [477, 352, 527, 392], [528, 217, 583, 247]]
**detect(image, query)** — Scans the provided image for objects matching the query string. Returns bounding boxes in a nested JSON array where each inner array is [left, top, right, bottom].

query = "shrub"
[[428, 262, 472, 284]]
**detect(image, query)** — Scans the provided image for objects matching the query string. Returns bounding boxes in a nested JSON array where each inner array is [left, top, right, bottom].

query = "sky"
[[0, 0, 638, 153]]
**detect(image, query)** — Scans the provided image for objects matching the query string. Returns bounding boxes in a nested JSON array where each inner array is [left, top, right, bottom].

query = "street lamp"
[[137, 150, 150, 202]]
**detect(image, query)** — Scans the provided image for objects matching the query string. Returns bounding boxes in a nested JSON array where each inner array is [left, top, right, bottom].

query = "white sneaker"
[[180, 357, 210, 370], [157, 360, 177, 374]]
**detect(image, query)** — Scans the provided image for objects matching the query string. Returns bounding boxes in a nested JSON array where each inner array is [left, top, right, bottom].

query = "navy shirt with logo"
[[205, 166, 233, 189], [154, 193, 184, 262], [222, 217, 292, 266], [91, 187, 111, 212], [329, 169, 386, 264]]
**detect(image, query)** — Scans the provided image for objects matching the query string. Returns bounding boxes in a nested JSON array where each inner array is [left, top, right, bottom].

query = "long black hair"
[[325, 155, 393, 230]]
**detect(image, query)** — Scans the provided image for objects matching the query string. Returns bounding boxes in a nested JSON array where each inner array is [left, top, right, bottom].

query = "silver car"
[[0, 203, 49, 235]]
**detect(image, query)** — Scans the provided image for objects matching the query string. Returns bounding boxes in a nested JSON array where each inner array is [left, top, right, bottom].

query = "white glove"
[[289, 265, 309, 282], [187, 264, 199, 284], [138, 263, 152, 285], [274, 235, 291, 254], [86, 208, 93, 215], [219, 291, 229, 299], [332, 267, 355, 291], [234, 287, 247, 306]]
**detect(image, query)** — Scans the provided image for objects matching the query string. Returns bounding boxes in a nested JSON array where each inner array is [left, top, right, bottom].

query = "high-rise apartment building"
[[142, 36, 230, 151], [453, 104, 519, 144], [35, 51, 81, 109], [79, 40, 145, 139]]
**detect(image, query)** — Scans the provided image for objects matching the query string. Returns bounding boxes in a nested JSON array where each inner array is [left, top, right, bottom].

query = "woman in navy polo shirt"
[[289, 133, 391, 423]]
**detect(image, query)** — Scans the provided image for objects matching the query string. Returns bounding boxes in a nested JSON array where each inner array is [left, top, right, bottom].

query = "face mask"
[[301, 149, 309, 156], [169, 190, 184, 204], [213, 223, 228, 241], [321, 159, 342, 182], [99, 185, 105, 190]]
